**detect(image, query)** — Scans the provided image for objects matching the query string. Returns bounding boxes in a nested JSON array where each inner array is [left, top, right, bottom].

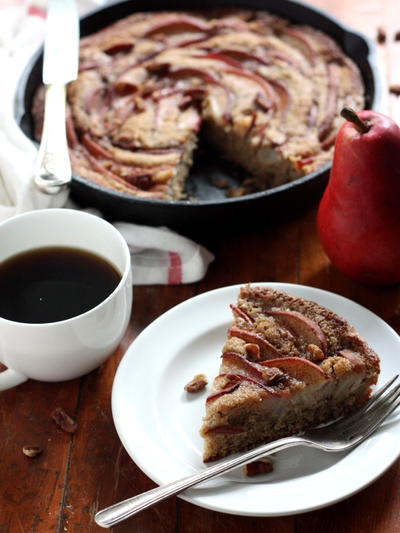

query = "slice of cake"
[[201, 285, 380, 462]]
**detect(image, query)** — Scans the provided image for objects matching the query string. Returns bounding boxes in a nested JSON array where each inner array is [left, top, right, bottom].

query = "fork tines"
[[340, 375, 400, 436]]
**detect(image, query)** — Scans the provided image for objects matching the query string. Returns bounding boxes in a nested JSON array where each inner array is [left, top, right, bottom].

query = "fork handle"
[[95, 436, 305, 528]]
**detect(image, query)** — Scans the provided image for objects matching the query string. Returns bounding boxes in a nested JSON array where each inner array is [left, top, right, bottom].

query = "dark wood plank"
[[200, 214, 301, 291], [0, 378, 80, 532], [179, 501, 295, 533]]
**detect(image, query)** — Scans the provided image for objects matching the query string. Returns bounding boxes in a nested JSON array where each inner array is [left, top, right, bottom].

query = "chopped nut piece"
[[306, 343, 325, 362], [244, 457, 274, 476], [52, 407, 78, 433], [377, 26, 386, 44], [134, 96, 146, 112], [22, 445, 43, 458], [245, 342, 261, 361], [389, 84, 400, 96], [262, 366, 284, 384], [185, 374, 208, 393]]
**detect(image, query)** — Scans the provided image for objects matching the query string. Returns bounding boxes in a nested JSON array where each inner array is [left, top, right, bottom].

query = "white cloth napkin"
[[0, 3, 214, 285]]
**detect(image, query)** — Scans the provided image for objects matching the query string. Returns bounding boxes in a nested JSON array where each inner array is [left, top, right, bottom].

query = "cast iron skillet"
[[15, 0, 380, 236]]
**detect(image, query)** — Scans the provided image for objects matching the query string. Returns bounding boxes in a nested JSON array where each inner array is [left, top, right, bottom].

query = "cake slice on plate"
[[200, 285, 380, 462]]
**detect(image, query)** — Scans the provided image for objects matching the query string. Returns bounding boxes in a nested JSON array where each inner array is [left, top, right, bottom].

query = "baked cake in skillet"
[[32, 9, 365, 200], [201, 285, 380, 462]]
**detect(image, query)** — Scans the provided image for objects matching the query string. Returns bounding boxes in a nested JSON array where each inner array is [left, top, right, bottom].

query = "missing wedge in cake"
[[200, 285, 380, 462]]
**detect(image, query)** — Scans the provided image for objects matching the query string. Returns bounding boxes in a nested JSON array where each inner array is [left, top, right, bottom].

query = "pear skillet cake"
[[33, 9, 365, 200], [201, 285, 380, 462]]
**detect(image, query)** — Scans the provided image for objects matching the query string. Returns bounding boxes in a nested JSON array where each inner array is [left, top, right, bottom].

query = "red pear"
[[339, 349, 365, 372], [260, 357, 329, 385], [143, 15, 210, 37], [317, 108, 400, 286], [267, 309, 327, 354], [228, 327, 281, 359], [221, 351, 265, 380]]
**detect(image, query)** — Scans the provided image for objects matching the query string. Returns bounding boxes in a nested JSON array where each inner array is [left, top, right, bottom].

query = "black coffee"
[[0, 247, 122, 323]]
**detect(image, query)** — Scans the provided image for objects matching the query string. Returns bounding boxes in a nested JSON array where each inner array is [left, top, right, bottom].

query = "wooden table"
[[1, 0, 400, 531]]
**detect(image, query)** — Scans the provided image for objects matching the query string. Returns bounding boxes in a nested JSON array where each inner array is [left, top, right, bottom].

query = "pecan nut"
[[306, 343, 325, 362], [22, 445, 43, 458], [52, 407, 78, 433], [245, 343, 261, 361], [389, 84, 400, 96], [377, 26, 386, 44], [184, 373, 208, 393], [244, 457, 274, 477]]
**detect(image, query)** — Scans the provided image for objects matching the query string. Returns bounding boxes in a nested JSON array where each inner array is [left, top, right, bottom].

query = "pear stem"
[[340, 107, 370, 133]]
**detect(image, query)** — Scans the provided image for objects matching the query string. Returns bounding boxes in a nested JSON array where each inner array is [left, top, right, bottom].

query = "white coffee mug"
[[0, 208, 132, 391]]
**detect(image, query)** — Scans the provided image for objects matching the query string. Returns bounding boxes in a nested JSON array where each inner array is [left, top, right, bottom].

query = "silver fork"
[[95, 375, 400, 528]]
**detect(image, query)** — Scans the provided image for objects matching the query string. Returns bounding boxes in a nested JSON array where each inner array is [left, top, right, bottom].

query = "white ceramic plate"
[[112, 282, 400, 516]]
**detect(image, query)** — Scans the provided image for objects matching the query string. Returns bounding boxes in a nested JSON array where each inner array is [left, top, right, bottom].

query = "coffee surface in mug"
[[0, 247, 122, 323]]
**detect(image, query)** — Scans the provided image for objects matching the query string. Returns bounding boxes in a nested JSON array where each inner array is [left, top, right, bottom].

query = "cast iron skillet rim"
[[71, 162, 332, 208], [16, 0, 381, 210]]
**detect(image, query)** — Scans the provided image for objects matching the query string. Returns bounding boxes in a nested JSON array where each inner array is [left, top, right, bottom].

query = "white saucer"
[[112, 283, 400, 516]]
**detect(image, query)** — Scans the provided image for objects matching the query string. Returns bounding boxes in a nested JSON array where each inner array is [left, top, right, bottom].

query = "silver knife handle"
[[35, 83, 72, 195]]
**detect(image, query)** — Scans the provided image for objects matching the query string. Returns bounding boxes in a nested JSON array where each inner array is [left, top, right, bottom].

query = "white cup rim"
[[0, 208, 132, 327]]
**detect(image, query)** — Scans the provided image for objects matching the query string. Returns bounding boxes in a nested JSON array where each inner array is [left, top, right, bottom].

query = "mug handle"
[[0, 368, 27, 391]]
